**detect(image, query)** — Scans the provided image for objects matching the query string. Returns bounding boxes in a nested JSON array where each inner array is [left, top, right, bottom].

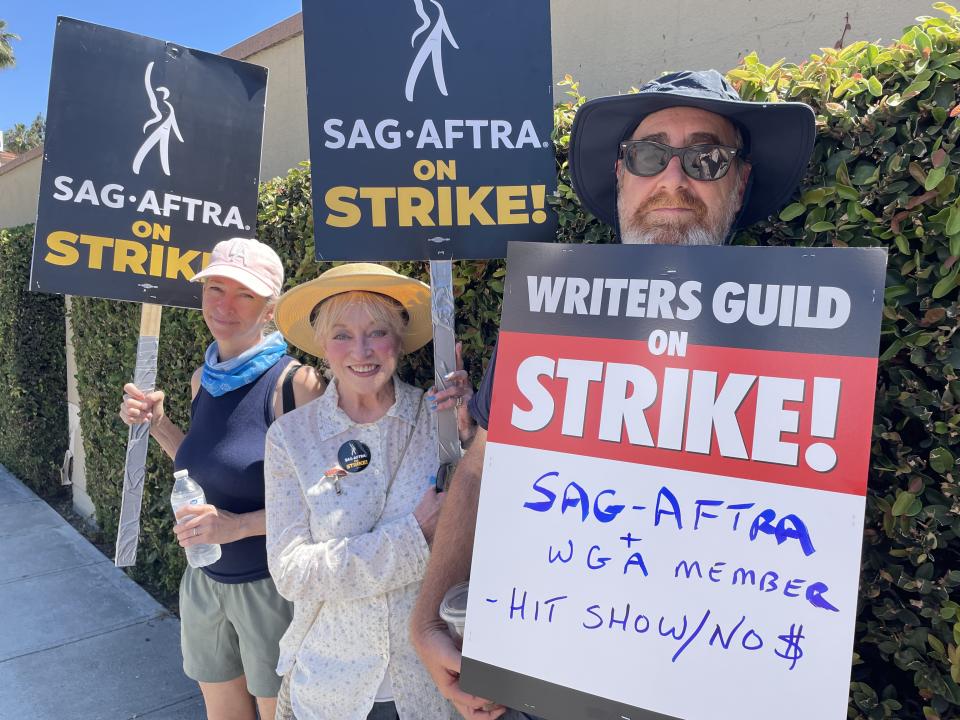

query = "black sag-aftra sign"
[[303, 0, 556, 261], [29, 17, 267, 309]]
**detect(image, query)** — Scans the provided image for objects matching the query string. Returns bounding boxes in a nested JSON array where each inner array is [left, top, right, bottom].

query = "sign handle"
[[429, 259, 461, 484], [114, 303, 162, 567]]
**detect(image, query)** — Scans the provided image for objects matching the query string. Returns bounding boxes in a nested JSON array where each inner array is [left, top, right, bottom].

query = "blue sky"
[[0, 2, 302, 131]]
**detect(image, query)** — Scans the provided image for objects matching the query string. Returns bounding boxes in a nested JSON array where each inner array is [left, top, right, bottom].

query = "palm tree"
[[0, 20, 20, 70], [4, 123, 27, 152], [2, 115, 44, 153]]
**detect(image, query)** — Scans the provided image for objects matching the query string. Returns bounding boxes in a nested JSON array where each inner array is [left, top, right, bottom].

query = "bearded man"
[[411, 69, 816, 720]]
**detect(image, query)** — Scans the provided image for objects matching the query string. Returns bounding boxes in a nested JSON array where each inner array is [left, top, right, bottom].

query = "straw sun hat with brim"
[[569, 69, 816, 232], [275, 263, 432, 357]]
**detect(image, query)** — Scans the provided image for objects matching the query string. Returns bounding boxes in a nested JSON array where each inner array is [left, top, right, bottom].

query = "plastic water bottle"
[[170, 469, 221, 568]]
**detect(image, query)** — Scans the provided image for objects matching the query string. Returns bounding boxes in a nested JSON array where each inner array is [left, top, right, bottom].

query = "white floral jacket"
[[265, 377, 458, 720]]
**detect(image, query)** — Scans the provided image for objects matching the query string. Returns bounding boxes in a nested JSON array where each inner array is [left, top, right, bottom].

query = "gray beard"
[[617, 173, 743, 247], [619, 224, 722, 246]]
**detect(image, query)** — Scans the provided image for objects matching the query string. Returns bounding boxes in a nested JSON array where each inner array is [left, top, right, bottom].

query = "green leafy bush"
[[726, 8, 960, 719], [0, 224, 67, 496], [60, 3, 960, 715]]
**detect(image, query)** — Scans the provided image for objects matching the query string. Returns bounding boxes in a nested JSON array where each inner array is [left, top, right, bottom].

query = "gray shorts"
[[179, 565, 293, 697]]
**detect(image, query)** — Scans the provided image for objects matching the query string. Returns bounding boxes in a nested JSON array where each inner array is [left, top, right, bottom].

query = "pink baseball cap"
[[191, 237, 284, 298]]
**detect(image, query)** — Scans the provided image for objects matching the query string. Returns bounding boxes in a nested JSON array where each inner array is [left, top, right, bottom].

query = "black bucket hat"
[[569, 69, 816, 231]]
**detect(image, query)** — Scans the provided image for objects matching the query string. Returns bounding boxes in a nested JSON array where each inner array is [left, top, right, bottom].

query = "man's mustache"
[[635, 189, 707, 219]]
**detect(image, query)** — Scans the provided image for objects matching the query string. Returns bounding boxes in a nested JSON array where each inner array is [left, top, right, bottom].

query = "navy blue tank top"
[[174, 355, 294, 584]]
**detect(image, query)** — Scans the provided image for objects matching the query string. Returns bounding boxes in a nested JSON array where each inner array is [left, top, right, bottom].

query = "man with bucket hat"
[[410, 69, 816, 719]]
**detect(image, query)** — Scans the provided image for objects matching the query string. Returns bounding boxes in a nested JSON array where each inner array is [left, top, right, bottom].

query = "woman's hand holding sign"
[[119, 382, 184, 460], [428, 342, 477, 445], [120, 382, 165, 425]]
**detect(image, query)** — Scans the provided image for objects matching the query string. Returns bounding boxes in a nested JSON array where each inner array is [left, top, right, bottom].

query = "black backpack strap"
[[281, 363, 302, 415]]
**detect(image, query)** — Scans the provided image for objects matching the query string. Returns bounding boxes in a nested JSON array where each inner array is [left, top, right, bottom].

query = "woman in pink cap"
[[119, 237, 325, 720]]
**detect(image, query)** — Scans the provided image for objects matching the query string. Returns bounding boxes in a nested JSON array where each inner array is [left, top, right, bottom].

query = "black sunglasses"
[[619, 140, 742, 181]]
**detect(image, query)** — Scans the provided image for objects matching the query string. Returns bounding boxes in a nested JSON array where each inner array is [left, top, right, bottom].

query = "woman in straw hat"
[[119, 237, 325, 720], [265, 263, 472, 720]]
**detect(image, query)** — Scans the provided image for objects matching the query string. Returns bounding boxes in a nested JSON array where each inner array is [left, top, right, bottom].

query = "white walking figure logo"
[[132, 61, 184, 176], [404, 0, 459, 102]]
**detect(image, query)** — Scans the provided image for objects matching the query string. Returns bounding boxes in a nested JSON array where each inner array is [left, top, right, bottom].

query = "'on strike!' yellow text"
[[43, 230, 211, 280], [324, 184, 548, 228]]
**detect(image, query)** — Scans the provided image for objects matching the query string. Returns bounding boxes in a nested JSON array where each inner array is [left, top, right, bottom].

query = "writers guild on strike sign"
[[458, 243, 886, 720]]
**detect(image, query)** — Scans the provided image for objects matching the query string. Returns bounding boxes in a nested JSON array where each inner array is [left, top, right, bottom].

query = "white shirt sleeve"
[[265, 422, 431, 603]]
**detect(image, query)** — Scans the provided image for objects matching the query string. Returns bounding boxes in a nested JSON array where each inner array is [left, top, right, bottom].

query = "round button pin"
[[338, 440, 372, 473]]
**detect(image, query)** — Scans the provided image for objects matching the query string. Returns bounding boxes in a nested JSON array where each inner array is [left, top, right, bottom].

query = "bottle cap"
[[173, 469, 189, 479]]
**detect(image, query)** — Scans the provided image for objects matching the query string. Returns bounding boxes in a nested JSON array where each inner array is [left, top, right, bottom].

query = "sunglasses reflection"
[[621, 141, 739, 181]]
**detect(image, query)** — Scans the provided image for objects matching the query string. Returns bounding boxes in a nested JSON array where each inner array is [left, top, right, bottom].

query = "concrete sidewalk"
[[0, 465, 203, 719]]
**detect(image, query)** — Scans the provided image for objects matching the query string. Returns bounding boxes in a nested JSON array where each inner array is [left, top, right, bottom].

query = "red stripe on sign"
[[487, 331, 877, 496]]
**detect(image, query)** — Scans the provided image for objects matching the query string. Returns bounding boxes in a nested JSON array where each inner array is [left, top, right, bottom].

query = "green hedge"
[[731, 11, 960, 719], [60, 4, 960, 716], [0, 224, 67, 496]]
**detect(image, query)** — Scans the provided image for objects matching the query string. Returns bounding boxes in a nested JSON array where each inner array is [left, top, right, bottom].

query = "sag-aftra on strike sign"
[[302, 0, 556, 260], [30, 18, 266, 308], [462, 242, 886, 720]]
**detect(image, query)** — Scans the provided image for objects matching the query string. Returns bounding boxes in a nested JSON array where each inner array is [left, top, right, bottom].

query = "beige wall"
[[0, 152, 41, 230], [245, 37, 310, 182], [551, 0, 932, 97]]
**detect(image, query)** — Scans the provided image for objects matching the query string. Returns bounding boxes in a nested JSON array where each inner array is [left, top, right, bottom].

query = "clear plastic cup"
[[439, 580, 470, 647]]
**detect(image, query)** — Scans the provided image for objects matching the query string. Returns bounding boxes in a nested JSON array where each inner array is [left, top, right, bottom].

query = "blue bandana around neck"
[[201, 331, 288, 397]]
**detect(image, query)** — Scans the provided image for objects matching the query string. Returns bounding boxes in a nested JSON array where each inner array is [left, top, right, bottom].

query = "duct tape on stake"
[[429, 258, 462, 473], [115, 304, 162, 567]]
